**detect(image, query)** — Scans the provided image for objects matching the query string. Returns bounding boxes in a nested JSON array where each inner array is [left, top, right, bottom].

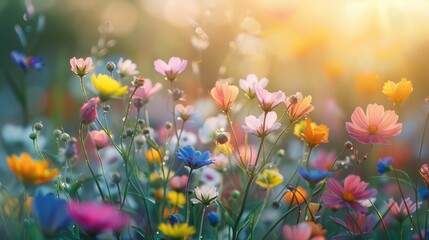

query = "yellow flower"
[[284, 186, 307, 205], [382, 78, 413, 106], [149, 166, 174, 184], [302, 118, 329, 149], [256, 168, 283, 188], [145, 147, 162, 164], [294, 119, 316, 138], [4, 197, 33, 216], [7, 153, 60, 186], [158, 222, 196, 238], [166, 191, 186, 208], [91, 74, 128, 101]]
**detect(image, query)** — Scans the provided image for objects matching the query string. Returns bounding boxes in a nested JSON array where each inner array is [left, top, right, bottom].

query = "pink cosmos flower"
[[68, 201, 130, 234], [254, 84, 286, 112], [80, 97, 100, 124], [242, 111, 282, 137], [283, 222, 312, 240], [331, 212, 376, 239], [131, 78, 163, 103], [322, 174, 377, 212], [168, 175, 188, 191], [175, 104, 194, 121], [117, 57, 139, 78], [89, 130, 111, 150], [285, 92, 315, 122], [311, 150, 336, 171], [210, 81, 239, 112], [239, 74, 268, 99], [345, 103, 402, 145], [385, 197, 421, 223], [154, 57, 187, 81], [70, 57, 94, 77]]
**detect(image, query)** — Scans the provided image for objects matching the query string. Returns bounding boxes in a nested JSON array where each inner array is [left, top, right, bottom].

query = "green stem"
[[95, 149, 112, 201], [79, 76, 88, 101], [197, 206, 207, 240], [186, 169, 194, 223], [232, 175, 254, 240], [261, 205, 298, 239], [420, 110, 429, 164], [119, 87, 138, 146]]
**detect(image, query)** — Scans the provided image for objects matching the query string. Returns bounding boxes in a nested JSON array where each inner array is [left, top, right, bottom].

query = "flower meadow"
[[3, 1, 429, 240]]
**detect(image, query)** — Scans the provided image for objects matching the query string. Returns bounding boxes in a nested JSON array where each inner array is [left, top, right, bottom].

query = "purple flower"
[[241, 111, 282, 137], [254, 84, 285, 112], [11, 51, 44, 71], [154, 57, 187, 81], [298, 167, 332, 187], [376, 156, 393, 174], [331, 212, 376, 239], [385, 197, 421, 223], [176, 145, 214, 170]]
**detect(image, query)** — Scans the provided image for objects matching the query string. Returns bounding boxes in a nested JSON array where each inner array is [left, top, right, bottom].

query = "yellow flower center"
[[342, 192, 355, 202], [367, 124, 378, 135]]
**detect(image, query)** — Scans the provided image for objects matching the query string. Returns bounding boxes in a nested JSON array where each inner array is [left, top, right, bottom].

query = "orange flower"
[[146, 147, 162, 164], [7, 153, 59, 186], [285, 92, 315, 122], [210, 81, 239, 112], [284, 186, 307, 205], [302, 118, 329, 149], [4, 197, 33, 216], [382, 78, 413, 106]]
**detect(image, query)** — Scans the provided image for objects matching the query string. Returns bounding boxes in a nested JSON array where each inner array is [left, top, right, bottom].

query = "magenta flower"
[[131, 78, 163, 103], [68, 201, 130, 234], [331, 212, 376, 239], [322, 174, 377, 212], [70, 57, 94, 77], [80, 97, 100, 124], [239, 74, 268, 99], [385, 197, 421, 223], [242, 111, 282, 137], [283, 222, 312, 240], [345, 103, 402, 145], [254, 84, 286, 112], [89, 130, 111, 150], [154, 56, 187, 81]]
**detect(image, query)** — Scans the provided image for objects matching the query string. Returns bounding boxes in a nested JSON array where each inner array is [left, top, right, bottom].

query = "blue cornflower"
[[419, 187, 429, 201], [176, 145, 214, 170], [376, 157, 393, 174], [32, 192, 72, 235], [207, 211, 220, 227], [298, 167, 333, 187], [11, 50, 44, 71]]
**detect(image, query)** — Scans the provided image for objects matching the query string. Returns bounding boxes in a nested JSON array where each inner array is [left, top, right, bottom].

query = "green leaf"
[[68, 175, 102, 198], [215, 199, 235, 227], [238, 204, 262, 232], [131, 226, 146, 238]]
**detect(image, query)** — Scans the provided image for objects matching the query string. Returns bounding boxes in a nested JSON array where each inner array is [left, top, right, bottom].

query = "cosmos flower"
[[11, 51, 44, 71], [385, 197, 421, 223], [255, 168, 284, 188], [131, 78, 163, 103], [176, 145, 214, 170], [154, 56, 187, 81], [283, 222, 312, 240], [382, 78, 413, 106], [376, 156, 393, 174], [242, 111, 282, 137], [117, 57, 138, 78], [298, 167, 332, 188], [191, 185, 218, 205], [302, 118, 329, 149], [32, 193, 72, 235], [69, 57, 94, 77], [91, 74, 128, 101], [331, 212, 376, 240], [345, 103, 402, 145], [239, 74, 268, 99], [168, 175, 188, 191], [175, 104, 194, 121], [210, 81, 239, 112], [285, 92, 315, 122], [311, 150, 336, 171], [254, 84, 286, 112], [158, 222, 195, 238]]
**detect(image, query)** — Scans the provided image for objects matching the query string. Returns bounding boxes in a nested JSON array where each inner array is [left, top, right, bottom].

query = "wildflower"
[[302, 118, 329, 149], [382, 78, 413, 106], [322, 174, 377, 212], [191, 185, 218, 205], [11, 51, 44, 71], [214, 129, 230, 145], [32, 193, 72, 235], [154, 56, 187, 81], [91, 74, 128, 101], [420, 164, 429, 185], [331, 212, 376, 239], [242, 111, 282, 137], [80, 97, 100, 124], [68, 201, 130, 234], [131, 78, 163, 103], [345, 103, 402, 145], [385, 197, 421, 223], [376, 156, 393, 174], [239, 74, 268, 99], [150, 166, 174, 184], [158, 222, 196, 238], [419, 187, 429, 200], [298, 167, 332, 188], [69, 57, 94, 77], [145, 147, 162, 164], [89, 130, 110, 150], [311, 150, 336, 171], [283, 222, 312, 240], [254, 84, 286, 112], [7, 153, 59, 186], [284, 186, 308, 205], [210, 153, 229, 172], [166, 191, 186, 208], [4, 197, 32, 216], [176, 145, 214, 170], [255, 168, 284, 188], [285, 92, 315, 122], [200, 167, 222, 186], [307, 221, 327, 238], [207, 211, 220, 226], [294, 119, 313, 138], [168, 175, 188, 191], [117, 57, 138, 78], [175, 104, 194, 121], [210, 81, 239, 112]]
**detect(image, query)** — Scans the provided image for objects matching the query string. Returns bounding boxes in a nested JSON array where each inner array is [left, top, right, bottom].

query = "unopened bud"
[[277, 149, 286, 157], [29, 132, 37, 140], [34, 122, 43, 131], [106, 61, 116, 73], [111, 171, 121, 184], [53, 129, 62, 138], [133, 97, 144, 109], [215, 130, 230, 145], [272, 201, 280, 209], [173, 88, 185, 101], [165, 121, 172, 129], [344, 141, 353, 150], [132, 76, 145, 88], [60, 133, 70, 142], [126, 128, 134, 137], [231, 190, 240, 200], [103, 104, 110, 112]]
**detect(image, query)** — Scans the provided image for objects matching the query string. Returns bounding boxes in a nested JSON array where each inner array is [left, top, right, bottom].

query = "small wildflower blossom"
[[4, 197, 32, 216], [322, 174, 377, 212], [11, 51, 44, 71], [154, 56, 187, 81], [307, 221, 327, 239], [239, 74, 268, 99], [419, 187, 429, 200], [176, 145, 214, 170], [69, 57, 94, 77], [294, 119, 314, 138], [331, 212, 376, 239], [302, 118, 329, 149], [345, 103, 402, 145], [285, 92, 315, 122], [145, 147, 162, 164], [210, 81, 239, 112], [283, 222, 312, 240], [311, 150, 336, 171], [89, 130, 110, 150], [168, 175, 188, 191], [158, 222, 196, 238], [91, 74, 128, 101], [166, 191, 186, 208], [80, 97, 100, 124], [298, 167, 333, 188], [255, 168, 284, 188], [117, 57, 138, 78], [200, 167, 223, 186], [207, 211, 220, 226], [382, 78, 413, 106], [210, 153, 229, 171], [131, 78, 163, 103], [385, 197, 422, 223], [32, 193, 72, 235], [254, 84, 286, 112], [376, 156, 393, 174], [175, 104, 194, 121], [7, 153, 60, 186], [191, 185, 219, 205], [284, 186, 308, 205], [420, 164, 429, 185], [242, 111, 282, 137]]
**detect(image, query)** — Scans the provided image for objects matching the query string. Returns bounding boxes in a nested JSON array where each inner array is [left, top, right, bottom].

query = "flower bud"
[[133, 97, 144, 109], [207, 211, 220, 227], [272, 201, 280, 209], [126, 128, 134, 137], [344, 141, 353, 150], [80, 97, 100, 124], [134, 135, 145, 147], [29, 132, 37, 140], [420, 164, 429, 185], [65, 137, 77, 159], [231, 190, 240, 200], [106, 61, 116, 73], [276, 149, 286, 158], [165, 121, 172, 129], [111, 171, 121, 184], [215, 130, 230, 145], [34, 122, 43, 131], [172, 88, 185, 101], [53, 129, 62, 138], [60, 133, 70, 142], [103, 104, 110, 112], [132, 76, 145, 88]]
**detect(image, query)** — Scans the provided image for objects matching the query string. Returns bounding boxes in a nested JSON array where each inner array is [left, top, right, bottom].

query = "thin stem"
[[79, 76, 88, 101], [420, 110, 429, 164], [32, 137, 45, 161], [254, 188, 270, 226], [370, 198, 391, 240], [226, 112, 244, 165], [261, 205, 298, 239], [95, 149, 112, 201], [232, 175, 254, 240], [185, 169, 193, 223], [120, 87, 138, 146], [197, 206, 207, 240]]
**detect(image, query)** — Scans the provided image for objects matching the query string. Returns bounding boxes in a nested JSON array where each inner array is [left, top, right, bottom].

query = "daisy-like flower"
[[176, 145, 214, 170], [7, 153, 60, 186], [331, 212, 376, 240], [191, 185, 218, 205], [158, 222, 196, 238], [239, 74, 268, 99], [242, 111, 282, 137], [168, 175, 188, 191], [255, 168, 284, 188], [166, 191, 186, 208], [69, 57, 94, 77], [382, 78, 413, 106], [322, 174, 377, 212], [175, 104, 194, 121], [385, 197, 422, 223], [376, 156, 393, 174], [91, 74, 128, 101], [345, 103, 402, 145], [154, 56, 187, 81], [298, 167, 333, 188], [117, 57, 138, 78], [11, 51, 44, 71], [283, 222, 312, 240], [131, 78, 163, 103], [254, 84, 286, 112], [210, 81, 239, 112], [302, 118, 329, 149], [285, 92, 315, 122]]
